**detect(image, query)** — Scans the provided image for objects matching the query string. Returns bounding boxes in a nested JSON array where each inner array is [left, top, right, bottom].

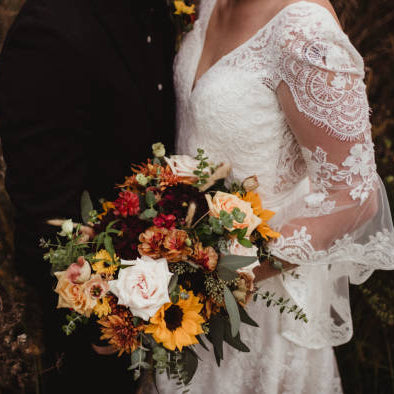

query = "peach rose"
[[54, 271, 97, 317], [206, 192, 261, 237]]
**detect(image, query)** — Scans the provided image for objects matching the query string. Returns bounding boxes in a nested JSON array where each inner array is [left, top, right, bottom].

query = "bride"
[[154, 0, 394, 392]]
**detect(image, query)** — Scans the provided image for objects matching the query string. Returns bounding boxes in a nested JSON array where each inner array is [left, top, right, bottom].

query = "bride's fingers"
[[91, 343, 117, 356]]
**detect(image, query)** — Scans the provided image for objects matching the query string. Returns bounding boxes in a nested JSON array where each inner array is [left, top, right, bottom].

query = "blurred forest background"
[[0, 0, 393, 392]]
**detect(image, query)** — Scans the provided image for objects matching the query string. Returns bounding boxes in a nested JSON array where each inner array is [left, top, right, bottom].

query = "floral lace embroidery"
[[303, 141, 378, 205], [271, 227, 394, 269], [332, 139, 378, 204]]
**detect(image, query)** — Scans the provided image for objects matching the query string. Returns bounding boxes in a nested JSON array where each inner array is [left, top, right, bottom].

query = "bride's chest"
[[174, 22, 288, 153]]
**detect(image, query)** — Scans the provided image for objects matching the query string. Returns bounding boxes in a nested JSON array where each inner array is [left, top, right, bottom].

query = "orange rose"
[[205, 192, 261, 236], [54, 271, 97, 317]]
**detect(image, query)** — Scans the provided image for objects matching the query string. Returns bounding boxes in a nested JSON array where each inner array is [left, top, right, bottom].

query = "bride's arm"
[[254, 15, 385, 282]]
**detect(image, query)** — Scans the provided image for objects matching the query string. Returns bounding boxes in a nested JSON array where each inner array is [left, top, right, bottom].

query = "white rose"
[[164, 155, 202, 178], [109, 256, 172, 321]]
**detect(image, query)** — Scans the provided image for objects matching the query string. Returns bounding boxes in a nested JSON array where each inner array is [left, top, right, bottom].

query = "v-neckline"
[[190, 0, 313, 94]]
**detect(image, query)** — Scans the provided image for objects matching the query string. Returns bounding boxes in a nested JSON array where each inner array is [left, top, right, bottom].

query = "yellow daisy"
[[241, 192, 281, 240], [145, 290, 205, 351], [94, 297, 112, 318], [174, 0, 195, 15], [92, 249, 119, 276]]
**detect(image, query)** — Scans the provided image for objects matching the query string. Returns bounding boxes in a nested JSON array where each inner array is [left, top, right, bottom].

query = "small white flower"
[[59, 219, 74, 237], [136, 173, 149, 186], [152, 142, 166, 158]]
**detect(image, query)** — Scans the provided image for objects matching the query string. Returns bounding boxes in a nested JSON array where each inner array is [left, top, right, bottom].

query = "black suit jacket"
[[0, 0, 176, 286], [0, 0, 175, 391]]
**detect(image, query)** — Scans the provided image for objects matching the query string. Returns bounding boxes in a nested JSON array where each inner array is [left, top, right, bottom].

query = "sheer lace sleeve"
[[267, 4, 394, 349]]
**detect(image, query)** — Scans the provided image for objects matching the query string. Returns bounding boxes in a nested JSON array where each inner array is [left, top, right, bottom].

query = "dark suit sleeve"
[[0, 1, 91, 285]]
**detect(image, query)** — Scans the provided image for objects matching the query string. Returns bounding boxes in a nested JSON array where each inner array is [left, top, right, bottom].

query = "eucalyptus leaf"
[[168, 273, 179, 294], [223, 321, 250, 352], [196, 335, 209, 351], [224, 286, 241, 337], [218, 255, 257, 271], [181, 348, 198, 385], [140, 208, 158, 220], [232, 208, 246, 224], [238, 304, 259, 327], [81, 190, 93, 225], [209, 216, 224, 235], [219, 210, 233, 228], [146, 190, 157, 207], [131, 348, 145, 365], [206, 316, 225, 366], [217, 266, 239, 281]]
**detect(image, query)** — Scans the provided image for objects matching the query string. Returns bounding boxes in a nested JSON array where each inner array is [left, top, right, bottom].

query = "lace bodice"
[[174, 0, 394, 349]]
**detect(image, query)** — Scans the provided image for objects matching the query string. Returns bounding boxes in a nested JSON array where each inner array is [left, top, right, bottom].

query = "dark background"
[[0, 0, 393, 392]]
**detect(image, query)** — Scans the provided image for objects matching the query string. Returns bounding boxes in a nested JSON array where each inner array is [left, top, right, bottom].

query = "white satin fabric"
[[152, 1, 394, 392]]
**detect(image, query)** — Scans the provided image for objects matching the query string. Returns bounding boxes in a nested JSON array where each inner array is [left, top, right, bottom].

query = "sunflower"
[[92, 249, 119, 276], [145, 290, 205, 351], [241, 192, 280, 240]]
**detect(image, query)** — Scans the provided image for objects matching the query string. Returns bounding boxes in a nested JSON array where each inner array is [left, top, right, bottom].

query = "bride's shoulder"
[[272, 0, 346, 40], [273, 0, 364, 76], [276, 0, 340, 27]]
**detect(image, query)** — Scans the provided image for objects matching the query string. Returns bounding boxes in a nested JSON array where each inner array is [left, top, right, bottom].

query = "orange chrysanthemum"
[[138, 226, 169, 259], [97, 201, 115, 220], [240, 192, 280, 240], [163, 229, 193, 262], [98, 296, 145, 356], [119, 160, 185, 191], [191, 242, 218, 272], [145, 290, 205, 351]]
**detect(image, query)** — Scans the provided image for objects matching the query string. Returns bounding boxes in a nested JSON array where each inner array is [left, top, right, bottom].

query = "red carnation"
[[114, 191, 140, 217], [153, 214, 176, 230]]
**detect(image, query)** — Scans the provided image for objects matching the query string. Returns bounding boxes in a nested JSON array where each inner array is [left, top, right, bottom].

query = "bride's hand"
[[252, 258, 298, 283], [91, 343, 117, 356]]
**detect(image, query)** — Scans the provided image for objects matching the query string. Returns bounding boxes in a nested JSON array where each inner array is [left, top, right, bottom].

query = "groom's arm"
[[0, 0, 91, 284]]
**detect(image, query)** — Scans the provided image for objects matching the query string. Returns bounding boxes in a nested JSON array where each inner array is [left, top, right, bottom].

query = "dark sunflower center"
[[164, 305, 184, 331]]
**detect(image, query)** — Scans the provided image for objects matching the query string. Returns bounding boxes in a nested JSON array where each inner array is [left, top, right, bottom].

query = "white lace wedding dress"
[[154, 1, 394, 393]]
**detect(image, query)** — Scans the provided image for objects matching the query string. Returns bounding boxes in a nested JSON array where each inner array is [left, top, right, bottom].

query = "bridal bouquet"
[[41, 143, 307, 387]]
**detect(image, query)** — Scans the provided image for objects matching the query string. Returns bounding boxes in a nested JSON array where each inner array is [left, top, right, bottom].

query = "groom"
[[0, 0, 175, 392]]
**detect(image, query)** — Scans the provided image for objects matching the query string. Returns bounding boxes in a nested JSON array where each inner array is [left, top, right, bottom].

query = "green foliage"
[[42, 233, 90, 272], [224, 286, 241, 337], [193, 148, 210, 188], [62, 312, 89, 336], [80, 190, 94, 225], [206, 315, 250, 367], [253, 290, 308, 323]]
